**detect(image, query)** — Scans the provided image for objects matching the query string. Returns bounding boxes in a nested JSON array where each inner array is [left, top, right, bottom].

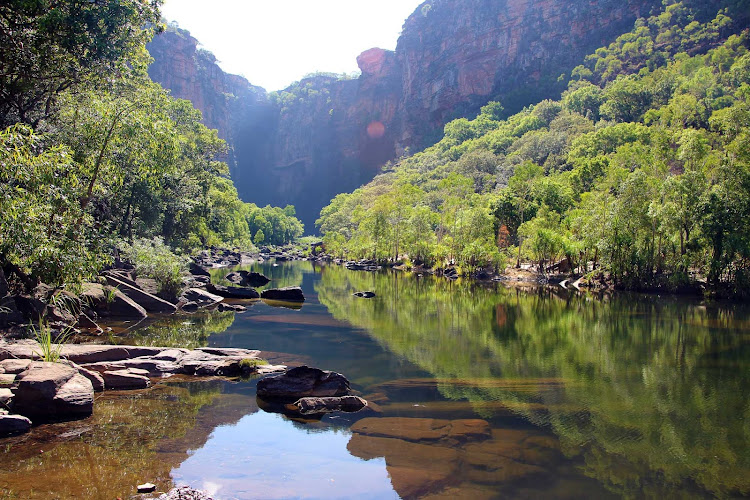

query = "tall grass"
[[32, 321, 72, 363]]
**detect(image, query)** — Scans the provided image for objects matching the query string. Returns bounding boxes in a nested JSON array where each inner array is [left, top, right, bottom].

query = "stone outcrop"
[[149, 0, 661, 229]]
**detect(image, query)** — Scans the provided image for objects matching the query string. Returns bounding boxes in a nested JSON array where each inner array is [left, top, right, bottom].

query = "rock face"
[[149, 0, 660, 229], [13, 362, 94, 420], [256, 366, 350, 400]]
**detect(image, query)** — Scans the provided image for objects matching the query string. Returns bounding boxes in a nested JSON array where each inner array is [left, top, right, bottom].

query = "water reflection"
[[2, 261, 748, 499], [314, 265, 750, 498]]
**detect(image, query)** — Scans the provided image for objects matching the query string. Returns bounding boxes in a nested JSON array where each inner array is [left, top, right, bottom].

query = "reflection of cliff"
[[150, 0, 662, 229], [0, 381, 257, 499], [314, 266, 750, 497]]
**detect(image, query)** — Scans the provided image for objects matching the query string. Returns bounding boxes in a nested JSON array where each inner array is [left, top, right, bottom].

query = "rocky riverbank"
[[0, 340, 286, 435]]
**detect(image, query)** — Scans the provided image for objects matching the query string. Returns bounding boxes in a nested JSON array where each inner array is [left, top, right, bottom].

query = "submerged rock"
[[257, 365, 350, 400], [13, 362, 94, 420], [260, 286, 304, 302]]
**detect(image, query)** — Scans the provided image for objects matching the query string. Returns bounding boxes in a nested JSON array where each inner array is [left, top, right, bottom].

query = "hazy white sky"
[[160, 0, 425, 91]]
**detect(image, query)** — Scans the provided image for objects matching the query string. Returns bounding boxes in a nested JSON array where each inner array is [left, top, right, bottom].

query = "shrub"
[[119, 237, 188, 297]]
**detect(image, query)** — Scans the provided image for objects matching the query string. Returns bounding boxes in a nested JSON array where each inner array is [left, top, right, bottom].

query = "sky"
[[160, 0, 425, 91]]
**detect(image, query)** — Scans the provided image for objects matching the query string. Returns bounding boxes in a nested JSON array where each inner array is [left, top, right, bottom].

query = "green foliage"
[[317, 3, 750, 295], [119, 237, 188, 297], [0, 0, 162, 128], [0, 125, 109, 286]]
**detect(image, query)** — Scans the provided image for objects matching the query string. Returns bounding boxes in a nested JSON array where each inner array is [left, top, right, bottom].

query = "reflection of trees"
[[0, 381, 256, 499], [315, 266, 750, 497], [118, 310, 236, 348]]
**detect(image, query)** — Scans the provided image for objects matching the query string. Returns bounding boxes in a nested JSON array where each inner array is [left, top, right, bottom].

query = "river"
[[1, 260, 748, 499]]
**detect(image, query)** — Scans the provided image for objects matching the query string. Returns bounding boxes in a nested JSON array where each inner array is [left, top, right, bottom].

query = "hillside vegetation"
[[317, 2, 750, 297]]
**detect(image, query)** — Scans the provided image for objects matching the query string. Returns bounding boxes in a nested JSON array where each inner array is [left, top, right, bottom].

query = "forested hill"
[[149, 0, 683, 230], [316, 1, 750, 297]]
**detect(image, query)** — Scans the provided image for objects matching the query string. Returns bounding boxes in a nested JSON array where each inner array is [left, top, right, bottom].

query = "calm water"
[[1, 261, 749, 499]]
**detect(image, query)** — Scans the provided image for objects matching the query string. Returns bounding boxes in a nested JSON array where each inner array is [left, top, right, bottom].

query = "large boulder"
[[257, 366, 350, 400], [104, 275, 177, 314], [206, 283, 260, 299], [260, 287, 305, 302], [13, 362, 94, 420], [0, 296, 24, 327]]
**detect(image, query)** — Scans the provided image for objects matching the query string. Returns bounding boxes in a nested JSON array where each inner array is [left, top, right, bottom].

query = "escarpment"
[[149, 0, 664, 229]]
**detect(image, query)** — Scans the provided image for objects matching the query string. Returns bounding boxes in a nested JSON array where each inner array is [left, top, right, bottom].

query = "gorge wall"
[[148, 0, 664, 230]]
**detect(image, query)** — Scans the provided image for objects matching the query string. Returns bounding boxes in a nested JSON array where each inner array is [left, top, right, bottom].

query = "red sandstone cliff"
[[149, 0, 663, 229]]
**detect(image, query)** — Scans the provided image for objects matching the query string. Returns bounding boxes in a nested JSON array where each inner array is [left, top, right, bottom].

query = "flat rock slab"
[[257, 365, 350, 400], [260, 287, 305, 302], [0, 343, 171, 364], [350, 417, 491, 444], [13, 362, 94, 420], [0, 414, 31, 436]]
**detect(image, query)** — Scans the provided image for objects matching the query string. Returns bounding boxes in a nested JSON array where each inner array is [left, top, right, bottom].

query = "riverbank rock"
[[104, 275, 177, 314], [13, 362, 94, 420], [257, 366, 350, 400], [225, 271, 270, 287], [260, 286, 304, 302], [291, 395, 368, 415], [353, 291, 376, 299], [0, 413, 31, 436], [206, 283, 260, 299], [100, 289, 148, 319]]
